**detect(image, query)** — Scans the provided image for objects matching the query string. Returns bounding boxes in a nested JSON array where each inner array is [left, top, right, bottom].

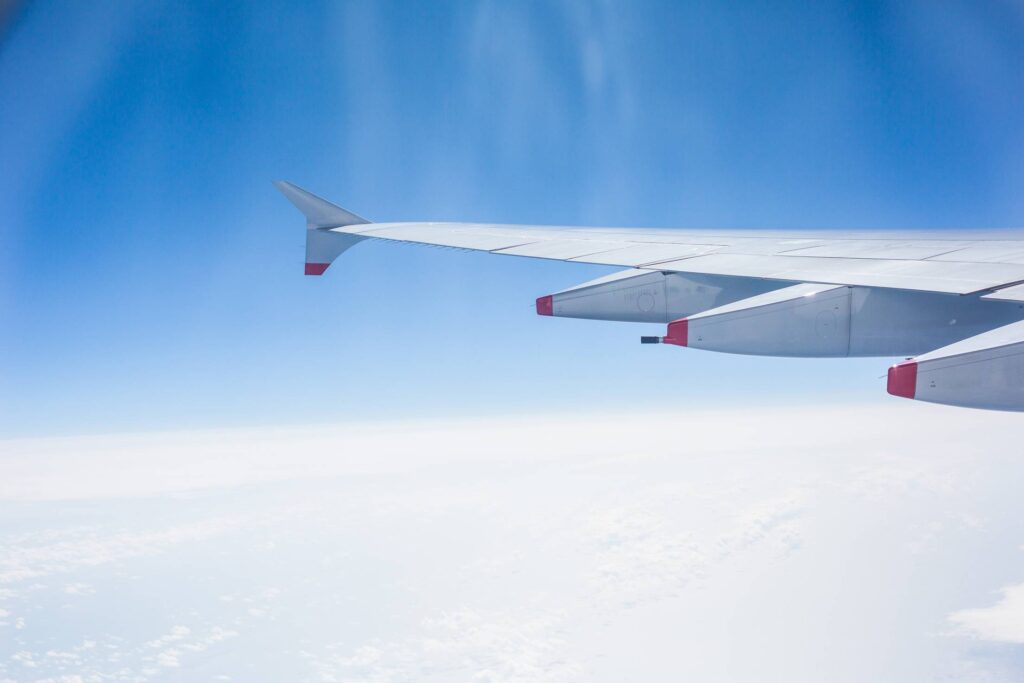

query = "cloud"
[[949, 583, 1024, 643], [0, 517, 246, 584], [4, 404, 1024, 680], [584, 487, 804, 607], [1, 625, 240, 682], [3, 402, 1020, 502], [304, 608, 581, 683]]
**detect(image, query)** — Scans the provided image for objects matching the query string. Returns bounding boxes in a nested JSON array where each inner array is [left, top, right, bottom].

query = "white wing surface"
[[333, 221, 1024, 295]]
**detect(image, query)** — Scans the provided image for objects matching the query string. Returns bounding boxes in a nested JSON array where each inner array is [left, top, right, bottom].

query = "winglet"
[[274, 180, 370, 275], [273, 180, 369, 228]]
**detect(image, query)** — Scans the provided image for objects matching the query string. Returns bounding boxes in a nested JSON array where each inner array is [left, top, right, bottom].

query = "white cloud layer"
[[0, 402, 1019, 501], [2, 402, 1024, 681]]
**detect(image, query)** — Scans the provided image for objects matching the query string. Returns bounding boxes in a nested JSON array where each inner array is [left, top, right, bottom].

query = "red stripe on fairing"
[[887, 361, 918, 399], [305, 263, 330, 276], [536, 295, 553, 316], [662, 318, 688, 346]]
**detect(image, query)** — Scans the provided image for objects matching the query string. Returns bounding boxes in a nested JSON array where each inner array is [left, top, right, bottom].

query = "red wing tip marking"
[[663, 318, 688, 347], [305, 263, 330, 276], [887, 361, 918, 399], [536, 295, 553, 316]]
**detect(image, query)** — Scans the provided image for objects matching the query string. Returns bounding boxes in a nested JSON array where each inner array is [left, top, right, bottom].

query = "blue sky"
[[3, 0, 1024, 437]]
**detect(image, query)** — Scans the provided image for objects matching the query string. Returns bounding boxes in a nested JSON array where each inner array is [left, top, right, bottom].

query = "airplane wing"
[[275, 180, 1024, 411]]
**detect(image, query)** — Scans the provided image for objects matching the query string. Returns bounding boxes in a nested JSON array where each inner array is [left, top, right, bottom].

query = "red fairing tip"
[[305, 263, 330, 276], [887, 361, 918, 399], [662, 318, 688, 346], [536, 295, 553, 316]]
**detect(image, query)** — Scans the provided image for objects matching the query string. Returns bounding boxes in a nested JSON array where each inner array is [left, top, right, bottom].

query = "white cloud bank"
[[3, 402, 1024, 682], [0, 401, 1018, 502]]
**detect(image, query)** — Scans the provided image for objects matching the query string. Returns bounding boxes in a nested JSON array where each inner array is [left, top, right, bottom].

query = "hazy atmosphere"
[[3, 1, 1024, 681]]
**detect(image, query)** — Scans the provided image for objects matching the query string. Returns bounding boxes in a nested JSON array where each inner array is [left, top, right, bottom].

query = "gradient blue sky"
[[3, 0, 1024, 437]]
